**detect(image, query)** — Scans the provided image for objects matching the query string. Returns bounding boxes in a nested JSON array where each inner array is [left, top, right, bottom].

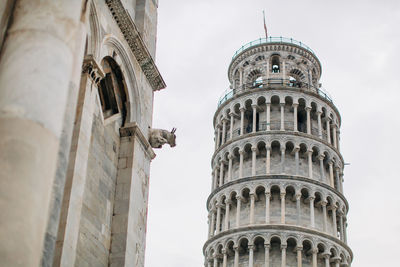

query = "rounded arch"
[[102, 36, 141, 125]]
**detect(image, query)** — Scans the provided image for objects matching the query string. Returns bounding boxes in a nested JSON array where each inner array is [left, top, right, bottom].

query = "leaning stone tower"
[[204, 37, 352, 267]]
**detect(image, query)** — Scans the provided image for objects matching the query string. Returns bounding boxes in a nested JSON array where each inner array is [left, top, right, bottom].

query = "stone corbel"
[[120, 122, 156, 159], [82, 54, 104, 85]]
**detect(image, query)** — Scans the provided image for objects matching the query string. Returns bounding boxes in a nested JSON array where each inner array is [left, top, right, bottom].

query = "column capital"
[[265, 192, 271, 198], [221, 248, 227, 254], [316, 110, 322, 115], [311, 248, 318, 254], [248, 244, 255, 250], [321, 252, 331, 259], [265, 145, 271, 150], [305, 106, 312, 111], [292, 103, 299, 108], [295, 246, 303, 252], [280, 244, 287, 250], [238, 149, 244, 155], [236, 195, 243, 201], [317, 154, 325, 161], [293, 145, 300, 153], [251, 104, 258, 109], [306, 149, 313, 155], [295, 193, 302, 200], [225, 199, 232, 205], [251, 146, 257, 152], [239, 107, 245, 112], [264, 243, 271, 249], [228, 153, 234, 160], [280, 192, 286, 198], [320, 200, 328, 207]]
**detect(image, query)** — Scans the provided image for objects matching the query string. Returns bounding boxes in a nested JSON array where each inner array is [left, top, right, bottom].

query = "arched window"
[[271, 55, 280, 73], [99, 56, 128, 125]]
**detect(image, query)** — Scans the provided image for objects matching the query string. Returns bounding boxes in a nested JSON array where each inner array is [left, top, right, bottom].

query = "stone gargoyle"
[[149, 128, 176, 148]]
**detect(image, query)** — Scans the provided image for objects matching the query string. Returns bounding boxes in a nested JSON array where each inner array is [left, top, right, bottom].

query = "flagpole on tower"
[[263, 10, 268, 40]]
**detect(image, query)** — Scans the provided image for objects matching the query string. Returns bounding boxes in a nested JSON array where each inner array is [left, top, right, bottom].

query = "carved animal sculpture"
[[149, 128, 176, 148]]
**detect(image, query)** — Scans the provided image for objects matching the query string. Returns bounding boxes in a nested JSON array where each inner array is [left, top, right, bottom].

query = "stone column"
[[210, 208, 216, 236], [222, 118, 227, 144], [252, 146, 257, 176], [250, 193, 255, 225], [344, 217, 348, 243], [248, 245, 254, 267], [0, 1, 87, 266], [230, 113, 234, 140], [266, 103, 271, 131], [239, 150, 244, 178], [306, 107, 311, 134], [321, 201, 328, 232], [312, 248, 318, 267], [332, 205, 337, 237], [240, 107, 245, 135], [280, 147, 286, 174], [293, 103, 298, 132], [213, 255, 218, 267], [219, 160, 224, 186], [309, 196, 315, 228], [335, 167, 341, 191], [307, 150, 313, 179], [216, 125, 221, 148], [281, 244, 287, 267], [326, 119, 331, 144], [222, 249, 227, 267], [228, 154, 233, 182], [265, 192, 271, 223], [216, 204, 222, 235], [332, 124, 338, 148], [264, 244, 270, 267], [294, 146, 300, 175], [340, 173, 344, 194], [318, 154, 325, 181], [296, 246, 303, 267], [266, 146, 271, 174], [236, 196, 242, 228], [225, 200, 231, 230], [280, 103, 285, 131], [317, 111, 322, 138], [252, 104, 257, 133], [329, 161, 334, 188], [296, 193, 301, 225], [214, 130, 218, 150], [322, 253, 331, 267], [207, 212, 212, 238], [280, 192, 286, 224], [214, 167, 219, 189], [333, 258, 340, 267], [234, 247, 239, 267], [339, 213, 344, 241], [337, 130, 341, 151], [239, 68, 244, 87]]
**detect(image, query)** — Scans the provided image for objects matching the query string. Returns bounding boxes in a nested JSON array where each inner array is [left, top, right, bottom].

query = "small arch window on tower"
[[271, 56, 280, 73], [99, 57, 128, 125]]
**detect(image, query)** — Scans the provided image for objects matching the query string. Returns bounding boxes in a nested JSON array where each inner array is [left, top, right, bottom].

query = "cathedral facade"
[[0, 1, 167, 266]]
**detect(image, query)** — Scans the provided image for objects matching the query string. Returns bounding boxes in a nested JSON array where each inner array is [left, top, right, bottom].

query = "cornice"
[[106, 0, 166, 91]]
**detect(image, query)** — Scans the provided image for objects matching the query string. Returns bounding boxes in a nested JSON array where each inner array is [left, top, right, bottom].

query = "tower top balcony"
[[227, 37, 322, 89]]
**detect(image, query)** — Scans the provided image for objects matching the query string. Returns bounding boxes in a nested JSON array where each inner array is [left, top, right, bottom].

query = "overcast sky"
[[145, 1, 400, 266]]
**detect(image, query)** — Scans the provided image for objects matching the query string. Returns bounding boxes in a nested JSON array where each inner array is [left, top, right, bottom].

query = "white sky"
[[145, 1, 400, 266]]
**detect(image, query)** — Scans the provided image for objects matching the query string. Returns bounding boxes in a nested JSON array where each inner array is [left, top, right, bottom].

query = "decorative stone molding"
[[120, 122, 156, 159], [82, 54, 104, 85], [106, 0, 166, 91]]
